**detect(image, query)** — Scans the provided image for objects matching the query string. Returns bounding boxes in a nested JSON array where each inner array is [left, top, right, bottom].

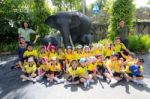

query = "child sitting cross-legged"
[[64, 60, 80, 85], [20, 57, 37, 83]]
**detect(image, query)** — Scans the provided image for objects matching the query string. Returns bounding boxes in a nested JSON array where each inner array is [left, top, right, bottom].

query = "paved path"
[[0, 54, 150, 99]]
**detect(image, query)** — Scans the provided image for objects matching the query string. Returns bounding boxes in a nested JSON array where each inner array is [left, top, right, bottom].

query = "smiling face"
[[23, 22, 29, 28]]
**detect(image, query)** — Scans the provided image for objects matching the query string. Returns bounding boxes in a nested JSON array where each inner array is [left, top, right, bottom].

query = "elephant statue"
[[45, 11, 93, 47]]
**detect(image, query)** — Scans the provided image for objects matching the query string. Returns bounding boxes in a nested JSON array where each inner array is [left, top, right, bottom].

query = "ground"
[[0, 54, 150, 99]]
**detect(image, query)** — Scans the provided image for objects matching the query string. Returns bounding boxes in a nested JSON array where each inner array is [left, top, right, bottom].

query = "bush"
[[108, 0, 135, 41], [0, 42, 18, 53], [128, 34, 150, 52]]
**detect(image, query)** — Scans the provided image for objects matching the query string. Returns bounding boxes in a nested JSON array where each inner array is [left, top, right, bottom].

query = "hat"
[[67, 46, 72, 49], [41, 45, 47, 49], [48, 44, 56, 50], [79, 58, 87, 63], [84, 45, 89, 48], [89, 56, 96, 62], [76, 44, 83, 49], [51, 57, 57, 61], [28, 57, 34, 62]]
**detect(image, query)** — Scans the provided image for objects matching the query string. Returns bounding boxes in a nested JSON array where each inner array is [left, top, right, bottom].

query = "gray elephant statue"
[[45, 11, 93, 47]]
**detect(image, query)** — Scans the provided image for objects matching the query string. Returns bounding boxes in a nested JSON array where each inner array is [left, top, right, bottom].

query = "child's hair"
[[70, 60, 78, 67], [21, 21, 30, 29], [27, 43, 34, 47], [115, 36, 121, 40], [138, 58, 144, 63]]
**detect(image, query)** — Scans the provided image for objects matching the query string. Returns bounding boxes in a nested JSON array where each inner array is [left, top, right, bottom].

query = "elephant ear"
[[45, 15, 58, 29], [70, 15, 81, 28]]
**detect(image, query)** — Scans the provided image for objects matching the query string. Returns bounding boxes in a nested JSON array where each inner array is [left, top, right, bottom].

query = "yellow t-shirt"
[[93, 49, 104, 56], [106, 60, 122, 73], [48, 52, 58, 60], [57, 52, 65, 60], [97, 60, 105, 67], [38, 52, 48, 59], [24, 63, 36, 74], [87, 63, 97, 71], [68, 67, 79, 76], [114, 43, 126, 53], [104, 48, 114, 57], [77, 66, 88, 76], [74, 51, 83, 60], [40, 64, 49, 71], [24, 50, 38, 57], [82, 52, 92, 58], [49, 63, 61, 72], [65, 52, 76, 61]]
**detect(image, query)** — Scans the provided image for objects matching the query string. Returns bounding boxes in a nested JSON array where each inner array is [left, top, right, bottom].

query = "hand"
[[35, 34, 40, 38]]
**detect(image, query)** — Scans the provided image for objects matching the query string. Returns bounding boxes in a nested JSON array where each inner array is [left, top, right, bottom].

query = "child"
[[48, 44, 58, 60], [23, 43, 38, 59], [87, 56, 97, 81], [20, 57, 37, 82], [74, 44, 83, 60], [114, 37, 131, 58], [65, 46, 76, 71], [78, 58, 92, 88], [105, 53, 124, 86], [38, 45, 48, 60], [36, 57, 50, 81], [82, 45, 92, 58], [125, 58, 145, 85], [48, 57, 64, 83], [65, 60, 80, 85], [104, 44, 115, 59], [57, 47, 65, 71]]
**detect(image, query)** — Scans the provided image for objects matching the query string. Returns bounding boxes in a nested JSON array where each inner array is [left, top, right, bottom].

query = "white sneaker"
[[110, 78, 118, 85], [22, 79, 27, 82], [64, 81, 72, 85], [84, 82, 88, 88], [97, 75, 104, 80], [31, 78, 37, 83]]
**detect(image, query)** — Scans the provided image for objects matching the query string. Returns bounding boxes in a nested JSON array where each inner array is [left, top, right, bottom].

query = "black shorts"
[[97, 66, 106, 74], [67, 75, 79, 82], [113, 72, 122, 77], [50, 71, 62, 76], [127, 73, 143, 78], [88, 70, 94, 74], [24, 73, 30, 77]]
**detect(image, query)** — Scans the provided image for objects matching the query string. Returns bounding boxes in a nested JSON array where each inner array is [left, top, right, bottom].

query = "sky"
[[86, 0, 150, 8]]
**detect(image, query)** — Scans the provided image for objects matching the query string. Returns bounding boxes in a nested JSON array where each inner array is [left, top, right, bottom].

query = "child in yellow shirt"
[[48, 57, 64, 83], [20, 57, 37, 82], [48, 44, 58, 60], [78, 58, 92, 88], [65, 60, 80, 85], [82, 45, 92, 58], [74, 44, 83, 60]]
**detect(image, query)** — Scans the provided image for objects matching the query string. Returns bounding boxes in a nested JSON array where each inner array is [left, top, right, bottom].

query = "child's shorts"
[[127, 73, 143, 78], [88, 70, 94, 74], [67, 75, 79, 82], [97, 66, 106, 74], [113, 72, 122, 77]]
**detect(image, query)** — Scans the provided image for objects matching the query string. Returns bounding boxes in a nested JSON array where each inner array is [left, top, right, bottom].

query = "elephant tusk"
[[69, 35, 74, 49]]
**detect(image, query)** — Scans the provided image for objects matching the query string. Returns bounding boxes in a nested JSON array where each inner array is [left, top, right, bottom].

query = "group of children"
[[13, 36, 146, 88]]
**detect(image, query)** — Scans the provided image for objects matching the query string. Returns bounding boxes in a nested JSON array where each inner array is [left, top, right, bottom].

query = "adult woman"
[[18, 21, 39, 43]]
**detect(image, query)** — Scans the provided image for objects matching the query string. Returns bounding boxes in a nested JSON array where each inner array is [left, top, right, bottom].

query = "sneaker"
[[106, 78, 111, 84], [22, 78, 27, 82], [31, 78, 37, 83], [97, 75, 104, 80], [84, 82, 88, 88], [64, 81, 72, 85], [110, 78, 118, 86]]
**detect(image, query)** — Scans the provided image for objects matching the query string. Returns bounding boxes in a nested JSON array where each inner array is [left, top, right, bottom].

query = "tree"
[[108, 0, 135, 40]]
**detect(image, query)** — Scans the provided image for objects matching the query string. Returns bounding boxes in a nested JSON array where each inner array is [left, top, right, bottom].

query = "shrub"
[[128, 34, 150, 52], [108, 0, 135, 41]]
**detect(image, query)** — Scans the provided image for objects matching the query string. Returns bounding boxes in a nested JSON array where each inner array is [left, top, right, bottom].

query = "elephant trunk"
[[61, 27, 74, 48]]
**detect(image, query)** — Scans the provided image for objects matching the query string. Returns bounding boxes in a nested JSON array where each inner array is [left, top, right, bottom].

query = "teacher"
[[116, 20, 130, 48], [18, 21, 39, 43]]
